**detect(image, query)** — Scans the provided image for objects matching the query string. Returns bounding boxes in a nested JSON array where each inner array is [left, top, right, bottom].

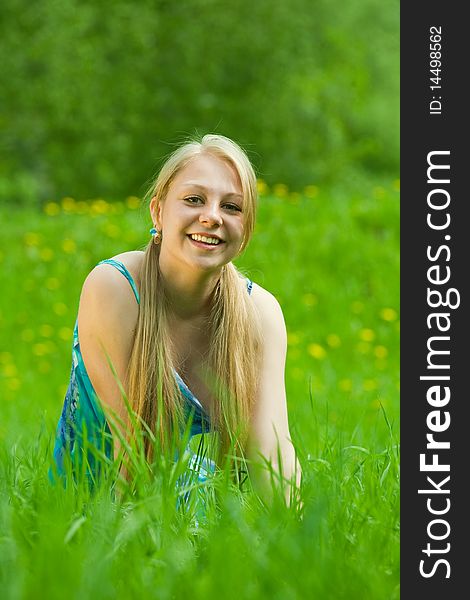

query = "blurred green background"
[[0, 0, 398, 206], [0, 2, 399, 597]]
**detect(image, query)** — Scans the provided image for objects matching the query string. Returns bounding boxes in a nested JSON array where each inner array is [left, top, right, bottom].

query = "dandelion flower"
[[24, 232, 41, 246], [359, 328, 375, 342], [380, 308, 398, 322], [304, 185, 319, 198], [40, 324, 54, 337], [61, 197, 76, 212], [273, 183, 288, 197], [59, 327, 73, 341], [126, 196, 141, 209], [339, 379, 353, 392], [40, 248, 54, 262], [62, 239, 77, 254], [46, 278, 60, 290], [374, 345, 388, 359], [287, 332, 301, 346], [308, 343, 326, 360], [326, 334, 341, 348], [256, 179, 268, 196], [363, 379, 378, 391], [44, 202, 60, 216], [7, 379, 21, 391], [53, 303, 68, 316], [302, 293, 317, 307]]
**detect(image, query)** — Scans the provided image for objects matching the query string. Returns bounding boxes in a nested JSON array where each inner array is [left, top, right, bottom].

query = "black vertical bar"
[[401, 4, 467, 597]]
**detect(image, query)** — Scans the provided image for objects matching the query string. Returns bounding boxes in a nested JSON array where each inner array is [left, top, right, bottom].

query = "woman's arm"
[[78, 263, 139, 479], [247, 285, 302, 508]]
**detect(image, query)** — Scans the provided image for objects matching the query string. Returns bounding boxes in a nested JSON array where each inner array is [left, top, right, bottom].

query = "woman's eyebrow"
[[181, 183, 243, 199]]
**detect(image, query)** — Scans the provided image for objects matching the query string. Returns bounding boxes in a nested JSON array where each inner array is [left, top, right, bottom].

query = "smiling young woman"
[[51, 133, 302, 509]]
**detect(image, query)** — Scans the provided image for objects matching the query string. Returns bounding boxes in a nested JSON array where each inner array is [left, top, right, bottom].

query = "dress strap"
[[96, 259, 140, 305]]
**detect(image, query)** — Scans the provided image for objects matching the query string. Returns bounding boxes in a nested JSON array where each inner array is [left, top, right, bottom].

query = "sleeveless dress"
[[51, 258, 253, 517]]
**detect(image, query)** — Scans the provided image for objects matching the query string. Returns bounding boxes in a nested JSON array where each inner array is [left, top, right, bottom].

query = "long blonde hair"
[[126, 134, 262, 471]]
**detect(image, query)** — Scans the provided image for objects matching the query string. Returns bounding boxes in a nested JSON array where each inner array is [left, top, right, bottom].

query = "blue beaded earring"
[[150, 226, 161, 244]]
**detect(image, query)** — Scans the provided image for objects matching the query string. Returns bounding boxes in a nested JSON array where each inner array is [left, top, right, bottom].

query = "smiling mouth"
[[187, 233, 224, 246]]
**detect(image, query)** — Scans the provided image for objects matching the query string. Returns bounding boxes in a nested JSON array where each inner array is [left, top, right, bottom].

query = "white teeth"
[[190, 234, 221, 245]]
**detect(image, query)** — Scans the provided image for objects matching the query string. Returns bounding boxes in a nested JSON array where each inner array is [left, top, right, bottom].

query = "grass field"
[[0, 174, 400, 599]]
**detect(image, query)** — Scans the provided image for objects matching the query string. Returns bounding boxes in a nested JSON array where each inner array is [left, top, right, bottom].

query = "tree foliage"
[[0, 0, 398, 205]]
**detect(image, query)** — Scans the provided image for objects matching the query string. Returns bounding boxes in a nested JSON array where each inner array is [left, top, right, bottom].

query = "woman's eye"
[[224, 204, 242, 212], [185, 196, 202, 204]]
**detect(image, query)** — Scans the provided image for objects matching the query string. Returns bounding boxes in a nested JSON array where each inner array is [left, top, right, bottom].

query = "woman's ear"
[[149, 196, 162, 229]]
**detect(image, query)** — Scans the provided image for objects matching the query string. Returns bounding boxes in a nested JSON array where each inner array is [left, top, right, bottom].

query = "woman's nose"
[[199, 202, 223, 226]]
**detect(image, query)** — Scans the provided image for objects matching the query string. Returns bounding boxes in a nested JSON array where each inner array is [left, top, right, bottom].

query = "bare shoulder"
[[79, 251, 144, 328], [83, 251, 143, 295], [250, 282, 287, 344], [110, 250, 145, 290], [250, 281, 285, 320]]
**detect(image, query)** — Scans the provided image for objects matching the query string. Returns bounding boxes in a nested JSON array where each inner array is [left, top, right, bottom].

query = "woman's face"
[[151, 153, 245, 273]]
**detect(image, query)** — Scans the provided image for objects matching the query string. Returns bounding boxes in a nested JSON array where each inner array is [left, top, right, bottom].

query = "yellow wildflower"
[[104, 223, 120, 238], [273, 183, 288, 197], [33, 343, 48, 356], [374, 345, 388, 359], [7, 379, 21, 391], [287, 332, 301, 346], [304, 185, 319, 198], [59, 327, 73, 341], [40, 324, 54, 337], [302, 293, 317, 307], [326, 334, 341, 348], [359, 328, 375, 342], [256, 180, 268, 196], [308, 343, 326, 360], [339, 379, 353, 392], [380, 307, 398, 322], [44, 202, 60, 216], [126, 196, 141, 209], [91, 199, 109, 215], [62, 239, 77, 254], [363, 379, 378, 391], [46, 277, 60, 290], [61, 197, 76, 212], [53, 303, 68, 316], [40, 248, 54, 262], [0, 352, 13, 364], [76, 201, 89, 215], [2, 363, 17, 377], [373, 186, 385, 199], [289, 192, 300, 204], [24, 232, 41, 246]]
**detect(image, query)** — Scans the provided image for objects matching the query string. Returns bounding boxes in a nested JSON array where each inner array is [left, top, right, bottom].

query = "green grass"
[[0, 175, 399, 599]]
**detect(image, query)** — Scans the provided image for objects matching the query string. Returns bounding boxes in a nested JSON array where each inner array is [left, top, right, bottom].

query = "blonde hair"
[[126, 134, 262, 473]]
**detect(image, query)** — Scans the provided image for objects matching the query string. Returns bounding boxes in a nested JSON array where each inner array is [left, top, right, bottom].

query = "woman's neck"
[[159, 258, 221, 321]]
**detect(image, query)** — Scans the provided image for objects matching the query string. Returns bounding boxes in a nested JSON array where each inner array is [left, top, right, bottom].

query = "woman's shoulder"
[[249, 282, 287, 339], [80, 251, 144, 314], [86, 251, 144, 290], [107, 250, 145, 289], [250, 281, 282, 311]]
